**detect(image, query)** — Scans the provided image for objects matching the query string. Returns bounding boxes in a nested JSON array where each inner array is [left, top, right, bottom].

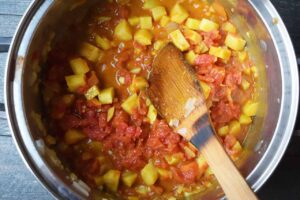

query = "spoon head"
[[148, 43, 206, 123]]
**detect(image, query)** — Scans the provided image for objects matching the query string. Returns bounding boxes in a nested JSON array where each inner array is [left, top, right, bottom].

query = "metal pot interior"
[[5, 0, 298, 199]]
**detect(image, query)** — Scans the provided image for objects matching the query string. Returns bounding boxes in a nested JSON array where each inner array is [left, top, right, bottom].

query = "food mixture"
[[42, 0, 258, 199]]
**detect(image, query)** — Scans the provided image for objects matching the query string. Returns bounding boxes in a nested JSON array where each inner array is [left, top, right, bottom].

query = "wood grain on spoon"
[[148, 44, 257, 200]]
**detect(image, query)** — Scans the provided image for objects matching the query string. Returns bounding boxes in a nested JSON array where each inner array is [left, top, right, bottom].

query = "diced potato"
[[118, 77, 125, 85], [151, 6, 167, 21], [199, 18, 219, 32], [135, 185, 149, 195], [45, 135, 56, 146], [154, 40, 167, 51], [196, 155, 207, 169], [122, 171, 138, 187], [130, 67, 142, 74], [102, 170, 121, 192], [95, 35, 111, 50], [85, 85, 101, 100], [114, 19, 132, 41], [238, 51, 248, 62], [160, 15, 170, 27], [222, 22, 236, 34], [143, 0, 161, 9], [225, 34, 246, 51], [129, 76, 149, 93], [185, 50, 197, 65], [204, 167, 213, 177], [157, 168, 172, 179], [209, 46, 231, 60], [183, 29, 202, 45], [64, 129, 86, 145], [194, 42, 208, 54], [243, 67, 251, 76], [140, 16, 153, 30], [141, 161, 158, 185], [169, 29, 190, 51], [147, 104, 157, 124], [229, 120, 241, 135], [241, 79, 250, 91], [94, 176, 104, 186], [121, 94, 139, 114], [251, 66, 258, 78], [185, 18, 201, 30], [98, 87, 115, 104], [232, 141, 242, 152], [164, 153, 183, 165], [70, 58, 90, 75], [183, 146, 196, 158], [107, 107, 115, 122], [242, 101, 258, 117], [170, 4, 189, 24], [79, 42, 103, 63], [128, 17, 140, 26], [218, 125, 229, 136], [65, 74, 86, 92], [199, 81, 211, 99], [239, 114, 252, 125], [134, 29, 153, 45]]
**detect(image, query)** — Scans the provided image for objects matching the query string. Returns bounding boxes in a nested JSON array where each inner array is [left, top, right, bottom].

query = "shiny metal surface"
[[4, 0, 299, 199]]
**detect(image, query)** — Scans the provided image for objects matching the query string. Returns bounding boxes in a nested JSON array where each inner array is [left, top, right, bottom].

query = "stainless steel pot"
[[4, 0, 299, 199]]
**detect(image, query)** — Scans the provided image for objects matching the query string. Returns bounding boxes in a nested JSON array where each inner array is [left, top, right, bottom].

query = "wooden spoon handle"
[[191, 115, 258, 200]]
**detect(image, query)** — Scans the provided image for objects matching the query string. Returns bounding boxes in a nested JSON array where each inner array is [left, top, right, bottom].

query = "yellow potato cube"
[[164, 153, 182, 165], [134, 29, 153, 45], [94, 176, 104, 186], [232, 141, 242, 152], [143, 0, 161, 9], [154, 40, 167, 51], [199, 18, 219, 32], [242, 101, 258, 117], [183, 29, 202, 45], [157, 168, 172, 180], [141, 161, 158, 185], [130, 67, 142, 74], [239, 114, 252, 125], [185, 18, 201, 30], [64, 129, 86, 145], [160, 15, 170, 27], [151, 6, 167, 21], [70, 58, 90, 75], [107, 106, 115, 122], [65, 74, 86, 92], [209, 46, 231, 60], [102, 170, 121, 192], [121, 94, 139, 114], [241, 79, 250, 91], [79, 42, 103, 62], [114, 19, 132, 41], [140, 16, 153, 29], [135, 185, 149, 195], [98, 87, 115, 104], [129, 76, 149, 93], [222, 22, 237, 34], [183, 146, 196, 158], [225, 34, 246, 51], [238, 51, 248, 62], [147, 104, 157, 124], [229, 120, 241, 136], [196, 155, 207, 169], [85, 85, 100, 100], [251, 66, 258, 78], [128, 17, 140, 26], [218, 125, 229, 137], [194, 42, 208, 54], [243, 67, 251, 76], [169, 29, 190, 51], [170, 4, 189, 24], [185, 50, 197, 65], [95, 35, 111, 50], [122, 171, 138, 187], [200, 81, 211, 99]]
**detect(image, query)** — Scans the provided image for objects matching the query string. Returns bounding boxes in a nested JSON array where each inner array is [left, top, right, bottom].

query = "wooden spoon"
[[148, 44, 257, 200]]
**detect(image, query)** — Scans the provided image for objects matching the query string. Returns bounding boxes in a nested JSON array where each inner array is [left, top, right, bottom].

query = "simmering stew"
[[42, 0, 258, 199]]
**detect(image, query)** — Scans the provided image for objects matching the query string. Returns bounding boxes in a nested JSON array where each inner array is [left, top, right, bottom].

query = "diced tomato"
[[195, 54, 216, 68], [86, 71, 100, 87], [202, 31, 222, 47], [225, 70, 242, 88], [179, 161, 199, 183], [211, 101, 241, 124], [118, 5, 129, 19]]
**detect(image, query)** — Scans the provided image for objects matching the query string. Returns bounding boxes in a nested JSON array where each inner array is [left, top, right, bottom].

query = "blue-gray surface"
[[0, 0, 299, 200]]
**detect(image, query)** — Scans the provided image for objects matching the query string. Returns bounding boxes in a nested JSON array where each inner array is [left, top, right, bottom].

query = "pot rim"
[[4, 0, 299, 199]]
